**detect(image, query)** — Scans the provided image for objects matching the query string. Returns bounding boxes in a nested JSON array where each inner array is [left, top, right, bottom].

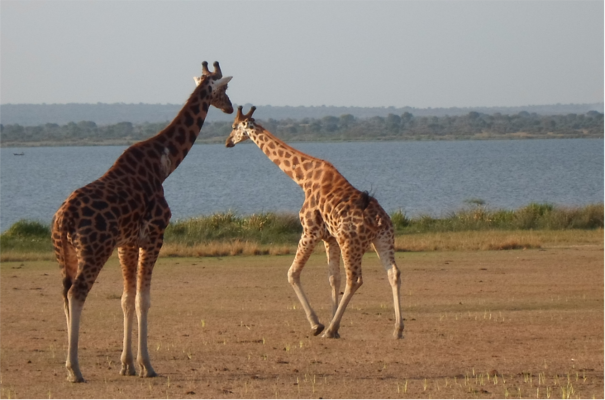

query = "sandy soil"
[[1, 245, 603, 398]]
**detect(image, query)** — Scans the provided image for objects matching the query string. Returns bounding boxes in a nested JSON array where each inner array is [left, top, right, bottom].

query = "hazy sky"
[[1, 1, 603, 108]]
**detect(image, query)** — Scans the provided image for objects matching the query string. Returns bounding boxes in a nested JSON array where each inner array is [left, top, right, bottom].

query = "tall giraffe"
[[51, 62, 233, 383], [225, 106, 404, 339]]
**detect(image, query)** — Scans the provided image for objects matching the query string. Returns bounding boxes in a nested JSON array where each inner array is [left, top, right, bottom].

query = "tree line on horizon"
[[1, 110, 603, 146], [2, 102, 603, 126]]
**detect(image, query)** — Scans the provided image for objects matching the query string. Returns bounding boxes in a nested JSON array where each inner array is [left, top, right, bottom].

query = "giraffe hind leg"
[[372, 236, 404, 339], [64, 244, 113, 382], [55, 238, 86, 381], [65, 265, 105, 382]]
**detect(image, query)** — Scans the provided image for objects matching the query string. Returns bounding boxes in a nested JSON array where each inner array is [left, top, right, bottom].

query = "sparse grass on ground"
[[1, 246, 603, 398]]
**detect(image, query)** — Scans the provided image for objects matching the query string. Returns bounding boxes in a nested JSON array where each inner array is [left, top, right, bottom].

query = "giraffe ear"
[[193, 76, 202, 86], [214, 76, 232, 88]]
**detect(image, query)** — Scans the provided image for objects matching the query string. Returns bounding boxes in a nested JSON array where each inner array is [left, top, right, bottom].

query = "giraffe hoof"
[[139, 369, 158, 378], [322, 330, 340, 339], [312, 324, 325, 336], [120, 365, 137, 376], [67, 374, 86, 383]]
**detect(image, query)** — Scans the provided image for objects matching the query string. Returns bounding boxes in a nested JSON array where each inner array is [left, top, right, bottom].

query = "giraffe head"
[[193, 61, 234, 114], [225, 106, 258, 147]]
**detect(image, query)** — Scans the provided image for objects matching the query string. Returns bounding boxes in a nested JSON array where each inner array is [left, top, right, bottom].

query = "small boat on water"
[[13, 152, 24, 156]]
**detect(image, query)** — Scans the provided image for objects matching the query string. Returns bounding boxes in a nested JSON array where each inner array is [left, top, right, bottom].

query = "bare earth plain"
[[1, 244, 603, 399]]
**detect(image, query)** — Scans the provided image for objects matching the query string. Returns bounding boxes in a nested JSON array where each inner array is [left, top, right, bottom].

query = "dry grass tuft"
[[394, 231, 543, 252], [160, 240, 297, 258], [0, 251, 55, 262]]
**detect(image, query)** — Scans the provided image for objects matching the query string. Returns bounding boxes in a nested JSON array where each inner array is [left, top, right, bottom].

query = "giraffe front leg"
[[323, 274, 363, 339], [118, 246, 138, 376], [388, 264, 404, 339], [322, 246, 364, 339], [288, 233, 324, 336], [135, 245, 161, 378]]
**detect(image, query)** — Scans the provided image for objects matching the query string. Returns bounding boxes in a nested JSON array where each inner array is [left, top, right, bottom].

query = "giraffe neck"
[[100, 78, 215, 194], [144, 79, 214, 180], [248, 126, 323, 187]]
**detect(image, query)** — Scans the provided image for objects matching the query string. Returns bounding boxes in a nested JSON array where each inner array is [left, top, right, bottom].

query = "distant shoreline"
[[2, 132, 603, 148]]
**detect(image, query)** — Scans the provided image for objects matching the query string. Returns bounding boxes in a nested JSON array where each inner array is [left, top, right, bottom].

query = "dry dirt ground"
[[1, 245, 603, 399]]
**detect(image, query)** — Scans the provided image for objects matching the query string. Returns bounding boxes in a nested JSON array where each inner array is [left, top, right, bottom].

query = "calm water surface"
[[1, 139, 603, 232]]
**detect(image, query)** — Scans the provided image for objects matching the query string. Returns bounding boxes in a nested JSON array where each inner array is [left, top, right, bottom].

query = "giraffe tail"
[[358, 190, 373, 211], [359, 191, 387, 229], [52, 214, 75, 303]]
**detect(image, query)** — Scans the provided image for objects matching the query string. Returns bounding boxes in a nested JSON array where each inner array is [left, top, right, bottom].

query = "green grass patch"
[[393, 202, 604, 233], [1, 203, 602, 260], [164, 211, 302, 245], [0, 220, 53, 254]]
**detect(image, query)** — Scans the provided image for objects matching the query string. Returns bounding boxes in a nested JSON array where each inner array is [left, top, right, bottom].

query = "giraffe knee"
[[136, 292, 151, 311], [287, 269, 300, 285], [346, 275, 363, 290], [68, 278, 93, 303], [62, 276, 73, 301], [121, 292, 135, 312], [388, 267, 401, 285]]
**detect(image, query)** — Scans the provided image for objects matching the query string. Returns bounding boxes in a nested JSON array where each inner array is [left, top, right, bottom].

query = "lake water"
[[1, 139, 603, 232]]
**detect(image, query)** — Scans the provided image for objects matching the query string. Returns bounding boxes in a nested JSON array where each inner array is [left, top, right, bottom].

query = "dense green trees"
[[1, 110, 602, 146]]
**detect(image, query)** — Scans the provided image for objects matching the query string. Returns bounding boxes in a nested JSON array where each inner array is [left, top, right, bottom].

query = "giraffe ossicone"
[[225, 105, 404, 340], [51, 61, 233, 383]]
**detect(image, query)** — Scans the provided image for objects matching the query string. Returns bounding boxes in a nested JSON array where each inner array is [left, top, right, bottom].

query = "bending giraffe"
[[51, 62, 233, 382], [225, 106, 403, 339]]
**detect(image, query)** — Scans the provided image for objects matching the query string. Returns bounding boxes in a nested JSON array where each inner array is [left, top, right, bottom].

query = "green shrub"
[[3, 220, 50, 238], [164, 212, 302, 245], [391, 209, 411, 230]]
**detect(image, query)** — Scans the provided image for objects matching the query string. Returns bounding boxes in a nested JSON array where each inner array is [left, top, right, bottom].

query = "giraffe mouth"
[[225, 140, 235, 148]]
